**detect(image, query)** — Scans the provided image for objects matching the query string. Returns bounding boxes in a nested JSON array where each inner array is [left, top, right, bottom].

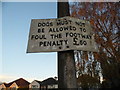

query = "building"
[[41, 78, 58, 90], [0, 77, 58, 90], [9, 78, 30, 89], [0, 78, 30, 90], [0, 83, 7, 90], [29, 80, 41, 90], [0, 83, 13, 90]]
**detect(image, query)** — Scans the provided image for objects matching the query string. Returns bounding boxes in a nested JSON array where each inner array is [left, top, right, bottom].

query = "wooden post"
[[57, 1, 77, 89]]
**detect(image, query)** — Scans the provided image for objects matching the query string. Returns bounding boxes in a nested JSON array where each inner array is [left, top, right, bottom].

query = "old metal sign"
[[27, 16, 98, 53]]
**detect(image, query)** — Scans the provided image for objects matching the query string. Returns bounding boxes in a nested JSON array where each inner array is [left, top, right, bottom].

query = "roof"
[[41, 78, 58, 86], [34, 80, 41, 84], [13, 78, 30, 87], [6, 78, 30, 88], [3, 83, 13, 87]]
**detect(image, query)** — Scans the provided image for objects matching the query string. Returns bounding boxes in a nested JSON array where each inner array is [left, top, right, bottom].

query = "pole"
[[57, 1, 77, 89]]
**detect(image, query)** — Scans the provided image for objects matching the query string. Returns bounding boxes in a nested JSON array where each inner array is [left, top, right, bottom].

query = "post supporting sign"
[[57, 1, 77, 89], [27, 16, 98, 53]]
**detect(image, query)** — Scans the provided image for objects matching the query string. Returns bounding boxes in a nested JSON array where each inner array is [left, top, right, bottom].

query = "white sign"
[[27, 16, 98, 53]]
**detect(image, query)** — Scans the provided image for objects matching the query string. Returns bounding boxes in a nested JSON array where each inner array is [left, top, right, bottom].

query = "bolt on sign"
[[27, 16, 98, 53]]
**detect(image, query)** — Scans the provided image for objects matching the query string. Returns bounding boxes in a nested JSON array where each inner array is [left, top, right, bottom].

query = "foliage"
[[75, 51, 101, 89], [70, 2, 120, 88], [77, 74, 100, 88]]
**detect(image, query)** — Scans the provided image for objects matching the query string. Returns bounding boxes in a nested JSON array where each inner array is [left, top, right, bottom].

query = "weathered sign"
[[27, 16, 98, 53]]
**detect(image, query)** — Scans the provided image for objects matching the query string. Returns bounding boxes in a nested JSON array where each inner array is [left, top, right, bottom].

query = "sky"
[[0, 1, 2, 82], [1, 2, 58, 83], [0, 0, 119, 2]]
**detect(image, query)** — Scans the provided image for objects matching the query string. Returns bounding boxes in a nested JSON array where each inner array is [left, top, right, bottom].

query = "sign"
[[27, 16, 98, 53]]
